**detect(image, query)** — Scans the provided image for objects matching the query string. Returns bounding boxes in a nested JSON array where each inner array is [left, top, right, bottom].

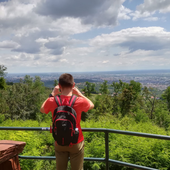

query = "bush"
[[81, 116, 170, 170], [0, 114, 5, 123], [0, 77, 7, 90], [0, 112, 170, 169], [0, 119, 55, 170], [133, 109, 149, 123]]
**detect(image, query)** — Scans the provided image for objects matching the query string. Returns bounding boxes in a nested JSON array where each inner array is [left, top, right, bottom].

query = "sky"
[[0, 0, 170, 73]]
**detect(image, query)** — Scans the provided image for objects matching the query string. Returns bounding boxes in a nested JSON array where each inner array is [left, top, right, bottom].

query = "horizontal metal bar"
[[0, 127, 50, 131], [19, 155, 56, 160], [82, 128, 107, 132], [18, 155, 105, 162], [18, 156, 158, 170], [0, 127, 107, 132], [109, 159, 158, 170], [105, 129, 170, 140], [84, 157, 105, 162], [1, 127, 169, 140], [82, 128, 170, 140]]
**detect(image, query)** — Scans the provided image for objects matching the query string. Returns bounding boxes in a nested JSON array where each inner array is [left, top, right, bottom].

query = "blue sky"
[[0, 0, 170, 73]]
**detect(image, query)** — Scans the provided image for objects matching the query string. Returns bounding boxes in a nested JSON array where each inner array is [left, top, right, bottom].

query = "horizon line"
[[7, 69, 170, 74]]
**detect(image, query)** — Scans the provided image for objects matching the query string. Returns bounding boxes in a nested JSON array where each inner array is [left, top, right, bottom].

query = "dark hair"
[[59, 73, 74, 88]]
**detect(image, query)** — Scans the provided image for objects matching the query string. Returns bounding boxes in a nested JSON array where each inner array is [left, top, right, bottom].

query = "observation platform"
[[0, 140, 26, 170]]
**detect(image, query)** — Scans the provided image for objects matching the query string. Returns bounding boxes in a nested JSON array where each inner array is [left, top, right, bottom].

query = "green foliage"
[[111, 80, 127, 114], [81, 80, 170, 130], [0, 114, 5, 123], [1, 116, 170, 170], [0, 89, 8, 115], [82, 116, 170, 170], [0, 77, 7, 89], [0, 75, 47, 121], [162, 86, 170, 112], [0, 64, 7, 77], [142, 87, 159, 119], [111, 80, 129, 94], [99, 80, 109, 94], [133, 109, 149, 123], [82, 81, 96, 97], [0, 120, 55, 170], [119, 86, 136, 116], [111, 80, 142, 116], [23, 75, 33, 86], [129, 80, 141, 95], [93, 94, 113, 118], [154, 106, 170, 130], [53, 79, 58, 87]]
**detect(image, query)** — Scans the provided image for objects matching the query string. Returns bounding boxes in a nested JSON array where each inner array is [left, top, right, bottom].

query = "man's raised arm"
[[73, 87, 94, 110]]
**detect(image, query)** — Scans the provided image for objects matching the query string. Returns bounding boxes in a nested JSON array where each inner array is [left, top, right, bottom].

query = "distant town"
[[5, 70, 170, 91]]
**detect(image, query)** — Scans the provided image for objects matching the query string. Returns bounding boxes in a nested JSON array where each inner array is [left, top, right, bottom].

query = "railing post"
[[105, 131, 109, 170]]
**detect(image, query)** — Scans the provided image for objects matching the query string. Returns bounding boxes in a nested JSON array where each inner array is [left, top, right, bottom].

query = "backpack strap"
[[54, 95, 62, 106], [69, 95, 77, 107]]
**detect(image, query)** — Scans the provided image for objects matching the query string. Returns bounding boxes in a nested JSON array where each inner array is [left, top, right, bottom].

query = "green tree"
[[2, 75, 46, 120], [142, 87, 159, 119], [0, 65, 7, 77], [111, 80, 129, 95], [99, 80, 109, 94], [23, 75, 33, 86], [162, 86, 170, 112], [0, 89, 8, 116], [93, 94, 113, 118], [111, 80, 142, 116], [0, 65, 7, 90], [129, 80, 142, 96], [111, 80, 129, 114], [119, 86, 136, 116], [82, 81, 96, 97], [53, 79, 58, 87], [0, 77, 7, 90]]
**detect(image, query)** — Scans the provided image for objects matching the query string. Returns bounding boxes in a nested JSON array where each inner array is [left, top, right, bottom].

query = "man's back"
[[40, 73, 94, 170]]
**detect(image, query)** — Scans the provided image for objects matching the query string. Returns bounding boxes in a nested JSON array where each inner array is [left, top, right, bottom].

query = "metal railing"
[[1, 127, 170, 170]]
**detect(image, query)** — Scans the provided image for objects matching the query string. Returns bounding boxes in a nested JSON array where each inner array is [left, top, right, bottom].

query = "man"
[[40, 73, 94, 170]]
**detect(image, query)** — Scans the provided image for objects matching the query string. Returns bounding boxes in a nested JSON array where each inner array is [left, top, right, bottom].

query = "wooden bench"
[[0, 140, 26, 170]]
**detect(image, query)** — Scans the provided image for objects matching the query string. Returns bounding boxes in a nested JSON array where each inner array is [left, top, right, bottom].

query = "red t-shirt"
[[44, 95, 90, 144]]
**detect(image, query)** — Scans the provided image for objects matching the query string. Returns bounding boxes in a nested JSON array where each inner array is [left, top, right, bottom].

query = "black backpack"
[[52, 95, 79, 146]]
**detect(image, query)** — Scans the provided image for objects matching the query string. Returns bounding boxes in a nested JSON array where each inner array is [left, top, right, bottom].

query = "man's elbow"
[[40, 107, 45, 113], [89, 103, 94, 110]]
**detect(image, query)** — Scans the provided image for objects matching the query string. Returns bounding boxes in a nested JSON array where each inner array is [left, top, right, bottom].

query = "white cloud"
[[0, 0, 37, 32], [118, 5, 132, 20], [0, 41, 19, 48], [60, 59, 68, 63], [102, 60, 109, 64], [0, 0, 170, 72], [90, 27, 170, 52], [0, 0, 93, 57], [143, 17, 158, 21], [49, 18, 91, 35], [130, 10, 152, 21], [137, 0, 170, 13], [4, 53, 34, 61]]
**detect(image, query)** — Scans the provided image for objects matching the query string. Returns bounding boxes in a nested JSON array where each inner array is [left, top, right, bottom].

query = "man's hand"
[[51, 85, 61, 96], [73, 87, 82, 96]]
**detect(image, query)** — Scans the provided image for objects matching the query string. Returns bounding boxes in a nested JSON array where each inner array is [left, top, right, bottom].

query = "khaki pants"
[[55, 141, 84, 170]]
